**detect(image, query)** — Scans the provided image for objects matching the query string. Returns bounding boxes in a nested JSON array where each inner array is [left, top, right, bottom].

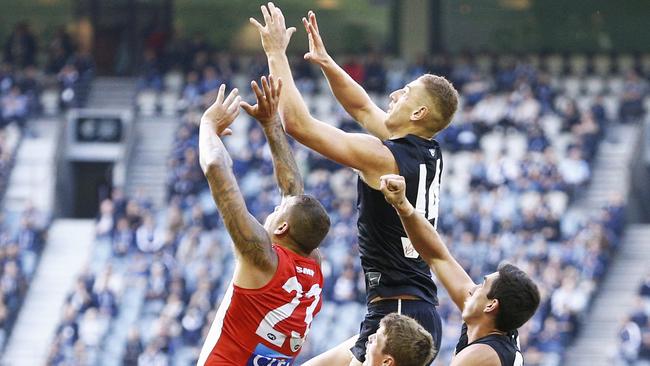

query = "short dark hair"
[[381, 313, 436, 366], [286, 195, 330, 253], [487, 263, 540, 332], [420, 74, 459, 132]]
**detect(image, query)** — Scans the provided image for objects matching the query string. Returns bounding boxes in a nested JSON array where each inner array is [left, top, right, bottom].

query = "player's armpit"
[[451, 344, 501, 366], [204, 159, 277, 274], [284, 115, 397, 189]]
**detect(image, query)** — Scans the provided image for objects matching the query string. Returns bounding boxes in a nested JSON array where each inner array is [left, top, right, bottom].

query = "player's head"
[[385, 74, 458, 138], [462, 263, 540, 333], [263, 194, 330, 255], [364, 313, 435, 366]]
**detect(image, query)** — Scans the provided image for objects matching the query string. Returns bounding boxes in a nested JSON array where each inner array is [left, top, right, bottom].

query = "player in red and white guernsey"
[[197, 75, 331, 365]]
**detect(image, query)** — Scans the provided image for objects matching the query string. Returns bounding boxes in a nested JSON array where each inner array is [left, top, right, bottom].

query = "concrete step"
[[125, 116, 176, 208]]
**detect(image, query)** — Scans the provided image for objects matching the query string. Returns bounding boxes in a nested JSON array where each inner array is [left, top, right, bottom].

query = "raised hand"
[[302, 11, 331, 66], [379, 174, 413, 216], [201, 84, 241, 137], [241, 75, 283, 127], [250, 2, 296, 55]]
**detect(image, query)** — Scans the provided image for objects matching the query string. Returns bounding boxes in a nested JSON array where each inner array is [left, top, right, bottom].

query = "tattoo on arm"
[[263, 116, 304, 197], [200, 124, 274, 270]]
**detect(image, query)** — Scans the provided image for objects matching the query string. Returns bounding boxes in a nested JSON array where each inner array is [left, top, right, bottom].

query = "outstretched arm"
[[199, 85, 276, 277], [250, 3, 397, 189], [302, 11, 389, 140], [379, 174, 475, 312], [241, 75, 303, 197]]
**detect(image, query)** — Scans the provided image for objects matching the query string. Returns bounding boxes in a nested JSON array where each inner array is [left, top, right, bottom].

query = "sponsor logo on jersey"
[[367, 272, 382, 288], [247, 344, 294, 366], [429, 148, 437, 158], [401, 237, 420, 258], [295, 266, 315, 277]]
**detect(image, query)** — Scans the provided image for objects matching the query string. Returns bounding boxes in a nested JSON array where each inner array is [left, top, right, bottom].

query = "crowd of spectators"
[[0, 21, 88, 355], [45, 34, 649, 365], [617, 274, 650, 365], [0, 205, 48, 352], [2, 22, 94, 120]]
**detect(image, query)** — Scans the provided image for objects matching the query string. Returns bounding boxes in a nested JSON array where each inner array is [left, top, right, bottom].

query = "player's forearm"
[[198, 121, 232, 173], [267, 52, 313, 135], [395, 202, 452, 262], [396, 203, 475, 311], [262, 115, 304, 197], [320, 58, 374, 121], [205, 165, 274, 270], [320, 58, 389, 139], [199, 125, 274, 270]]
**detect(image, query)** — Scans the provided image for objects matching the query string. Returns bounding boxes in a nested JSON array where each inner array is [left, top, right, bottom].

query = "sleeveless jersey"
[[357, 134, 442, 305], [198, 245, 323, 366], [455, 323, 523, 366]]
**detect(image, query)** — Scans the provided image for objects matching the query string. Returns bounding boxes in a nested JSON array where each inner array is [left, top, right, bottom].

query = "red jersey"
[[198, 245, 324, 365]]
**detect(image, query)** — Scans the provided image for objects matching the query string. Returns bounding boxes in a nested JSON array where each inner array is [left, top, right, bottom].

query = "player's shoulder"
[[451, 343, 501, 366]]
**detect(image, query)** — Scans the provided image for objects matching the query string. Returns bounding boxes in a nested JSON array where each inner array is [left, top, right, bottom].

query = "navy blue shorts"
[[350, 299, 442, 363]]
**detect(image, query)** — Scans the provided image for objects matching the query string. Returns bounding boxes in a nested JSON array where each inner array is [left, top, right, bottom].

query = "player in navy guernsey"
[[251, 3, 459, 364], [379, 174, 541, 366]]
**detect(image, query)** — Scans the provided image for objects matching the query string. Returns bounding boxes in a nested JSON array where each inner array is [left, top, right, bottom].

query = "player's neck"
[[276, 239, 311, 257], [388, 125, 434, 140], [466, 321, 503, 344]]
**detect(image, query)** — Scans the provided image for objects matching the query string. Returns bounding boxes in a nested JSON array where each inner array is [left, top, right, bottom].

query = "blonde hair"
[[420, 74, 459, 132], [380, 313, 436, 366]]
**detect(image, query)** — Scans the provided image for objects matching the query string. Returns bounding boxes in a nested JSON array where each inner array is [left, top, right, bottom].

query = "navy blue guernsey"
[[455, 324, 523, 366], [357, 134, 442, 305]]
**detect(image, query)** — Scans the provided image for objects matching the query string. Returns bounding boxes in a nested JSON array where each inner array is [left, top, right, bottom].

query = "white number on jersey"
[[404, 161, 441, 259], [255, 276, 321, 351], [414, 161, 441, 225]]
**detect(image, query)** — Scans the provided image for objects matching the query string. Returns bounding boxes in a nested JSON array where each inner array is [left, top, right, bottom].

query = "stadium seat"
[[137, 91, 159, 116], [562, 76, 583, 97], [479, 132, 503, 160], [569, 54, 589, 76], [606, 76, 625, 95], [545, 54, 565, 75], [593, 54, 613, 76], [602, 95, 621, 121], [616, 54, 636, 74], [539, 114, 563, 138], [475, 53, 494, 74], [505, 132, 527, 160], [40, 89, 60, 116], [159, 92, 179, 117], [163, 71, 184, 93], [576, 95, 594, 113], [546, 191, 569, 216], [584, 76, 605, 95], [525, 54, 542, 70]]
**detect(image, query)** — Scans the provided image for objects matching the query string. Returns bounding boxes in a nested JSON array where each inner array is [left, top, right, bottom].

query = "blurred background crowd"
[[0, 1, 649, 366]]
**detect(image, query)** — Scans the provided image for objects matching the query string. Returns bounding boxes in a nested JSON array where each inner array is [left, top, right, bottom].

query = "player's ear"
[[274, 222, 289, 236], [484, 298, 499, 314], [410, 105, 428, 121], [383, 355, 395, 366]]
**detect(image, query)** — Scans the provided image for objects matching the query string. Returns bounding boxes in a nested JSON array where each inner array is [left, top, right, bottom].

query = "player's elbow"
[[202, 154, 230, 177], [280, 109, 308, 137]]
